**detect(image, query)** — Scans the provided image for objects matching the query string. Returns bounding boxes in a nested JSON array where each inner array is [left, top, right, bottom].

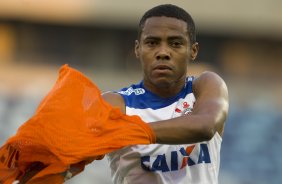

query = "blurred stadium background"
[[0, 0, 281, 183]]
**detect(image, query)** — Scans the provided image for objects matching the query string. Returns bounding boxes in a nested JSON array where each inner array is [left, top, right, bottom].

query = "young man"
[[103, 4, 229, 184]]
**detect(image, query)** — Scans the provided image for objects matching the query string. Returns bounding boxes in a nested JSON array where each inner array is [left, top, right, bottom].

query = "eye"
[[170, 40, 183, 48], [144, 39, 158, 47]]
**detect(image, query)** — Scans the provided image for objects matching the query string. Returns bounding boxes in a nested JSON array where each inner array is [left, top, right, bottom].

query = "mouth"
[[153, 65, 172, 71]]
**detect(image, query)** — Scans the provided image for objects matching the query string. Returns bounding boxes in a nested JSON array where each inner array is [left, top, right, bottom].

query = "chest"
[[126, 93, 196, 122]]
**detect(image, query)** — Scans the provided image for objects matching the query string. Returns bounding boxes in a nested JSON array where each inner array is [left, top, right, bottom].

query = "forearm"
[[149, 114, 217, 144]]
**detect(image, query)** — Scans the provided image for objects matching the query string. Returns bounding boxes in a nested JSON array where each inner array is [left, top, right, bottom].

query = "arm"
[[150, 71, 229, 144], [102, 91, 126, 114]]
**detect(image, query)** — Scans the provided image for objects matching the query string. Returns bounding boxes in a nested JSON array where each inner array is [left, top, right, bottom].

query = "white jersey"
[[107, 77, 222, 184]]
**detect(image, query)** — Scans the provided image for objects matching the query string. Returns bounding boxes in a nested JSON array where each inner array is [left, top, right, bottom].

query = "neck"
[[143, 78, 186, 98]]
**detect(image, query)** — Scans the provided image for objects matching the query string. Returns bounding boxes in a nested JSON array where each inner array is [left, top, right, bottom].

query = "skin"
[[19, 16, 229, 183], [103, 16, 229, 144]]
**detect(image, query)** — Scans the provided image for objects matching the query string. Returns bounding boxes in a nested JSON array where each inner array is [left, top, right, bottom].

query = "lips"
[[153, 65, 172, 70]]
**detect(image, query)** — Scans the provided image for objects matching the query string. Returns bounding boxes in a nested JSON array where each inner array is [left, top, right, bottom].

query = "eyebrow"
[[143, 35, 186, 40], [143, 36, 160, 41], [167, 36, 186, 41]]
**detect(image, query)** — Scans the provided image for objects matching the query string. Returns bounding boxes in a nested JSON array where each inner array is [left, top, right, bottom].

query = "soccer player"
[[102, 4, 229, 184]]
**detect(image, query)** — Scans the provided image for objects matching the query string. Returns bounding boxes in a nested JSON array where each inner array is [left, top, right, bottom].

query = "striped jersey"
[[107, 77, 222, 184]]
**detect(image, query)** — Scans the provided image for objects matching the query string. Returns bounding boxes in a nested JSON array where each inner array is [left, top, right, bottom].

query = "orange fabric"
[[0, 65, 156, 184]]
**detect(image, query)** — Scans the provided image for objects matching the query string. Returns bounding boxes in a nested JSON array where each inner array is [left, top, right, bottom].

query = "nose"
[[156, 44, 171, 61]]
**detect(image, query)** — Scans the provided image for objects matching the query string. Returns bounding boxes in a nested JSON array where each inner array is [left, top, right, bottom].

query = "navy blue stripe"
[[117, 77, 193, 110]]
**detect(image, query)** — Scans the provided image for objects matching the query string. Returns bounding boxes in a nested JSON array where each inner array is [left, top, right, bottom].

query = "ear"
[[135, 40, 140, 58], [191, 42, 199, 61]]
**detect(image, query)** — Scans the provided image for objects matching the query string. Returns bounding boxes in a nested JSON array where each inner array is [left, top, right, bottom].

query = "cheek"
[[175, 56, 189, 74], [142, 61, 152, 74], [139, 52, 153, 69], [139, 58, 150, 75], [177, 54, 189, 66]]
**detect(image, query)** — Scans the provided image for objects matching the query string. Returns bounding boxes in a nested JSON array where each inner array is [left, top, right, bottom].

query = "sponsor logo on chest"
[[141, 144, 211, 172]]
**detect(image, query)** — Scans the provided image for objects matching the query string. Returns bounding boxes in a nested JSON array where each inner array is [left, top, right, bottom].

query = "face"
[[135, 16, 199, 91]]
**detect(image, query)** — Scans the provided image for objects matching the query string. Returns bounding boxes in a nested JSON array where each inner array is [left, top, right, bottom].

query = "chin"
[[153, 79, 172, 88]]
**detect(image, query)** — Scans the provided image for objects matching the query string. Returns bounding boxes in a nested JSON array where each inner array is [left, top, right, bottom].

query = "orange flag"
[[0, 65, 156, 184]]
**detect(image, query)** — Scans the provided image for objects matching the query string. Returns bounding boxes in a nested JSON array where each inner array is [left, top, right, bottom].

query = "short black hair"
[[138, 4, 197, 44]]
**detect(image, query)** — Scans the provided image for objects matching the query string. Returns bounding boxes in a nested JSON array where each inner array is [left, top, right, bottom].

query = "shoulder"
[[102, 91, 126, 114], [193, 71, 226, 87], [192, 71, 228, 97]]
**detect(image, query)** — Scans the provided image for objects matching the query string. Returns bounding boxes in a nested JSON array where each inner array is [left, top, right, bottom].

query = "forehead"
[[141, 16, 188, 38]]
